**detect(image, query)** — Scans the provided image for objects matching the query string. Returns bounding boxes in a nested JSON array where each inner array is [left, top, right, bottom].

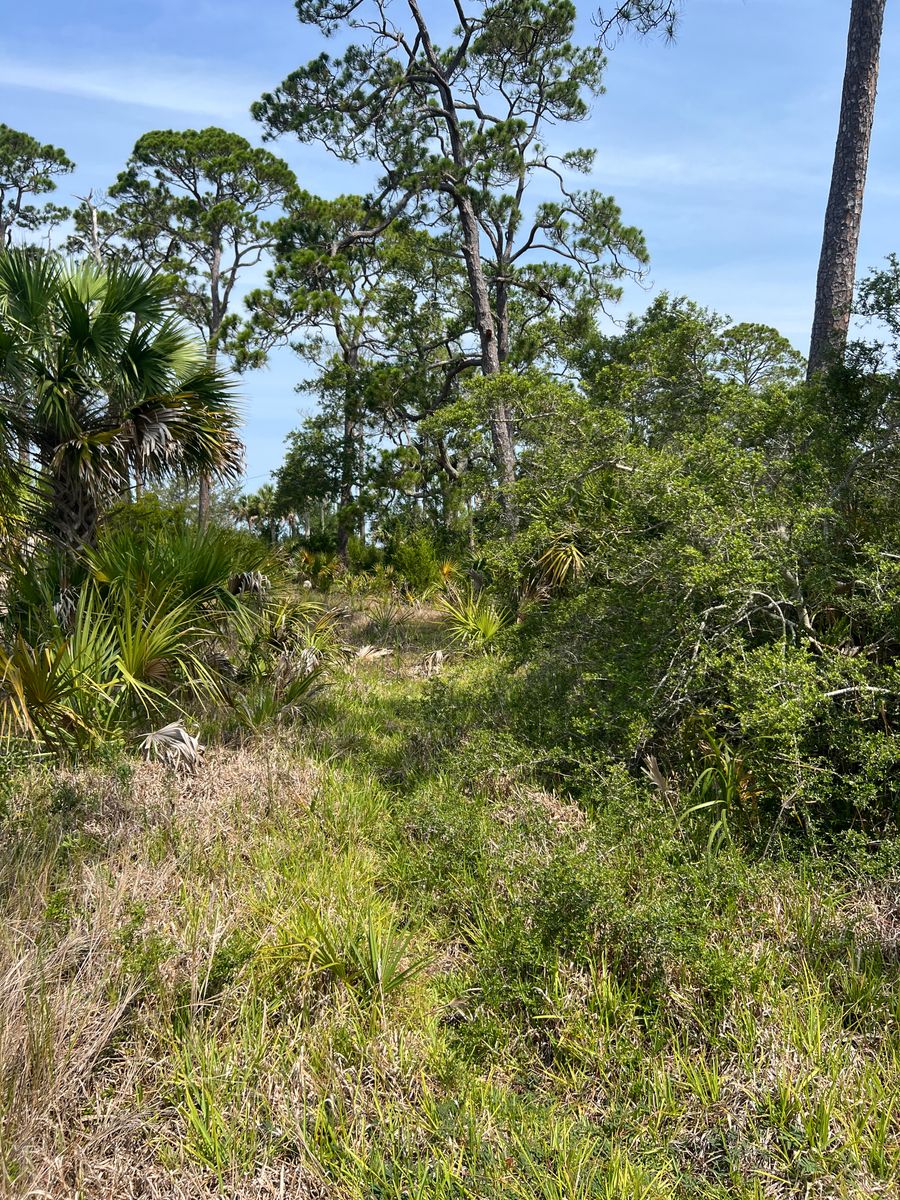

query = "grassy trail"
[[1, 612, 899, 1198]]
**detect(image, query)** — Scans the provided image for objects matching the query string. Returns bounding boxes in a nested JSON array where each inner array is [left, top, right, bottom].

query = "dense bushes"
[[0, 507, 328, 761], [438, 299, 900, 840], [7, 274, 900, 846]]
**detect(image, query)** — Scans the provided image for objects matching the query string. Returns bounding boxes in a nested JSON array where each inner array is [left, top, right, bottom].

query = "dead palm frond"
[[140, 721, 204, 773], [354, 645, 392, 661]]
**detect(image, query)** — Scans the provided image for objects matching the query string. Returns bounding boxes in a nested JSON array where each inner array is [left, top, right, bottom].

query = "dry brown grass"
[[0, 749, 322, 1199]]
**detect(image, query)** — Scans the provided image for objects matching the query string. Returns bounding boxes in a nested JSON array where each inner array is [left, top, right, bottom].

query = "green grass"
[[0, 609, 899, 1197]]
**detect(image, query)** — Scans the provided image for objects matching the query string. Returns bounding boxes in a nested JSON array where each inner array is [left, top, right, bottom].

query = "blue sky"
[[3, 0, 898, 484]]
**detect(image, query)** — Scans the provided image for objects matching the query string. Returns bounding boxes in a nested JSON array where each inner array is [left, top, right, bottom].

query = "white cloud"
[[0, 55, 262, 121], [593, 146, 827, 195]]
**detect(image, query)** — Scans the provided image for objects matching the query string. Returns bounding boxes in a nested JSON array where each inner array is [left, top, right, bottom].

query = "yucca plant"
[[238, 601, 340, 678], [436, 585, 511, 651], [0, 547, 90, 643]]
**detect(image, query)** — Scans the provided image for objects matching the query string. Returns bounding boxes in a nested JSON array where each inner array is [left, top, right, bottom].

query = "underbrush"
[[1, 649, 898, 1198], [0, 514, 335, 764]]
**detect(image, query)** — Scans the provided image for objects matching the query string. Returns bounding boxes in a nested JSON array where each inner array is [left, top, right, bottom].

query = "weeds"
[[0, 617, 898, 1198], [309, 909, 431, 1005]]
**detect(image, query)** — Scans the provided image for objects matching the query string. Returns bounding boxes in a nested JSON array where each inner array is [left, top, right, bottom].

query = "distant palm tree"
[[231, 494, 257, 533], [0, 250, 243, 550], [808, 0, 887, 377], [253, 483, 280, 544]]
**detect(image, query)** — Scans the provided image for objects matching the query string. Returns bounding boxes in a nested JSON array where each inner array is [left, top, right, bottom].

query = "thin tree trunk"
[[408, 0, 519, 526], [337, 349, 360, 565], [76, 191, 103, 267], [455, 194, 517, 527], [495, 274, 510, 366], [199, 256, 223, 531], [197, 473, 210, 528], [808, 0, 887, 378]]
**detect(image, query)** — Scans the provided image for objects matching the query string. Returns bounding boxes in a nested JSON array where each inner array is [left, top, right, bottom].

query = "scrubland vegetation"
[[2, 0, 900, 1195], [3, 587, 900, 1198]]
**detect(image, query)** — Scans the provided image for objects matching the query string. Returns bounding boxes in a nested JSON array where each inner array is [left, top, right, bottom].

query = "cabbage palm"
[[0, 249, 242, 551]]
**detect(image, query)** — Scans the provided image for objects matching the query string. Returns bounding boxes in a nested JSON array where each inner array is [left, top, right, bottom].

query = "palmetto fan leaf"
[[0, 636, 90, 749], [538, 535, 587, 589], [0, 248, 243, 549], [116, 317, 205, 395], [436, 585, 511, 650], [62, 257, 170, 323], [0, 250, 60, 333], [168, 368, 244, 480]]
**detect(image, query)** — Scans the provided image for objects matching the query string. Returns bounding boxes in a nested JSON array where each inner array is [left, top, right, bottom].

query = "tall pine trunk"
[[808, 0, 887, 378], [199, 252, 224, 531], [336, 392, 359, 565], [455, 193, 517, 528]]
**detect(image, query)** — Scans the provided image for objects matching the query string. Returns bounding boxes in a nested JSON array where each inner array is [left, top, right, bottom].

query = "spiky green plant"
[[537, 536, 587, 590], [436, 585, 511, 650], [309, 909, 430, 1005], [679, 727, 761, 858], [87, 518, 272, 614], [0, 580, 223, 757], [228, 661, 324, 736]]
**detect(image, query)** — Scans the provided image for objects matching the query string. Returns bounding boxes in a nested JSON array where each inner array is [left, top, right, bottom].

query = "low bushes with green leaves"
[[0, 510, 329, 762]]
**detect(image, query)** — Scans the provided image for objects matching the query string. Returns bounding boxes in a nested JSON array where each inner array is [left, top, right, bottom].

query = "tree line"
[[0, 0, 889, 560]]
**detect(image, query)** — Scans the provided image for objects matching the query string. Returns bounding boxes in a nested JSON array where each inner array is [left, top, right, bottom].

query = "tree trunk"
[[48, 470, 99, 553], [808, 0, 887, 378], [199, 257, 223, 531], [410, 0, 519, 528], [495, 274, 510, 366], [455, 193, 517, 527], [197, 472, 211, 530], [337, 351, 361, 565]]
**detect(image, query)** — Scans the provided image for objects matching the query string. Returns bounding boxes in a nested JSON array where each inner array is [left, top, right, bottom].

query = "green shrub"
[[0, 520, 302, 760], [436, 585, 511, 651], [390, 531, 442, 595]]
